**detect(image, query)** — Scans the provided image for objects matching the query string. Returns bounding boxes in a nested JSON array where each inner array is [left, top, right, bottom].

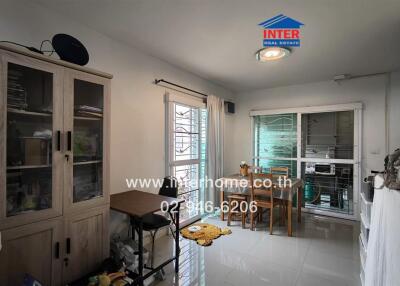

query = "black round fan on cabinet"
[[52, 33, 89, 66]]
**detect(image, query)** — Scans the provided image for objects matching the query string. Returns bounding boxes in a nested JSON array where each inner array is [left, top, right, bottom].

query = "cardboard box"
[[23, 137, 50, 165]]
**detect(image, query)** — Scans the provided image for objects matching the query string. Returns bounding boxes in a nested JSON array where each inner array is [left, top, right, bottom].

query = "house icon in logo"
[[258, 14, 304, 29], [259, 14, 304, 47]]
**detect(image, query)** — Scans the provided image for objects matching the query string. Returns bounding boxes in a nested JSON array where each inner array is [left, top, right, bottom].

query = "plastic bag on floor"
[[111, 237, 150, 274]]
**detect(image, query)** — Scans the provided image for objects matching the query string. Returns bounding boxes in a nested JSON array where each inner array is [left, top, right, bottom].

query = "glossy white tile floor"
[[149, 213, 361, 286]]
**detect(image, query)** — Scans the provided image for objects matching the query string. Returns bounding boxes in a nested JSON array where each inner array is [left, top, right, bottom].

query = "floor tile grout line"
[[294, 231, 312, 286]]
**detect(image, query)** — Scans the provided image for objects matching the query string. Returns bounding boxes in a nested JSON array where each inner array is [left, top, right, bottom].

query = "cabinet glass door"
[[72, 79, 104, 203], [4, 60, 62, 221]]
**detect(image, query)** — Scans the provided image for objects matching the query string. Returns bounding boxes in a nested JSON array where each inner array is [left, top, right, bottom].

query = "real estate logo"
[[259, 14, 304, 47]]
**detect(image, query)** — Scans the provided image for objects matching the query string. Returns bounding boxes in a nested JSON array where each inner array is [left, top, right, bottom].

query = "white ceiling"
[[35, 0, 400, 92]]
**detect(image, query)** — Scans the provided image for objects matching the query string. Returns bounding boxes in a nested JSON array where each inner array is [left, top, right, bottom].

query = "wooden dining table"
[[218, 174, 303, 236]]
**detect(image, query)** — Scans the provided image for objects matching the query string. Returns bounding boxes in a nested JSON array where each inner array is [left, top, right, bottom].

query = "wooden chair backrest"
[[249, 172, 273, 201], [270, 166, 289, 178]]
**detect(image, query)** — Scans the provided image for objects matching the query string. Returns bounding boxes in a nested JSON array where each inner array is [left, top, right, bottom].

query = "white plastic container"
[[360, 192, 372, 226], [374, 174, 384, 189]]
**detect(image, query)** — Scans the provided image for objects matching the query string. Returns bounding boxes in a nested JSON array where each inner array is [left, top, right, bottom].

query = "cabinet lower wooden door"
[[62, 206, 109, 284], [0, 218, 63, 286]]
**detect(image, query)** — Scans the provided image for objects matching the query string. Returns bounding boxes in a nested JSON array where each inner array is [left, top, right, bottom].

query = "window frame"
[[251, 103, 362, 220], [165, 92, 206, 224]]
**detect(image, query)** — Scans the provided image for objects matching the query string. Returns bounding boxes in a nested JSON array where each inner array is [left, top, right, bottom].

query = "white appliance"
[[305, 163, 336, 175], [315, 163, 335, 175]]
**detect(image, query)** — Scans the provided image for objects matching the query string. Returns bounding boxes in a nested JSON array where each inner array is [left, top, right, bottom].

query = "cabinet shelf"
[[7, 164, 52, 170], [74, 116, 102, 121], [7, 108, 52, 117], [73, 160, 102, 166]]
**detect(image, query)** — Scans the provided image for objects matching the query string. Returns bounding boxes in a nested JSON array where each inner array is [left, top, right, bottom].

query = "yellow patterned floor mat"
[[180, 223, 232, 246]]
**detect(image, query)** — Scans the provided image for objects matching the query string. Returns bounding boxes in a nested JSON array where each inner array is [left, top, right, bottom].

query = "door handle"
[[66, 237, 71, 254], [55, 242, 60, 259], [56, 131, 61, 151], [67, 131, 72, 151]]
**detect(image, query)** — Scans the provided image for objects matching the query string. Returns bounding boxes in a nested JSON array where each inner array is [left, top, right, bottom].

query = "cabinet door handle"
[[67, 131, 72, 151], [66, 237, 71, 254], [55, 242, 60, 259], [56, 131, 61, 151]]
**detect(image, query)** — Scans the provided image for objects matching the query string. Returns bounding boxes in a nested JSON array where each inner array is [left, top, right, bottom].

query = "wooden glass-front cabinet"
[[0, 45, 111, 285]]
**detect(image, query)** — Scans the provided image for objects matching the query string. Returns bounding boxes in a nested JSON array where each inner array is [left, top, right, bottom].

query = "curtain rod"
[[154, 78, 209, 98]]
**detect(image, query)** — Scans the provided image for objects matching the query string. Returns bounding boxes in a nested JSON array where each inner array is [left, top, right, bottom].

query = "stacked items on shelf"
[[6, 168, 52, 216], [360, 177, 374, 286], [75, 105, 103, 118], [73, 165, 102, 203], [7, 69, 27, 109]]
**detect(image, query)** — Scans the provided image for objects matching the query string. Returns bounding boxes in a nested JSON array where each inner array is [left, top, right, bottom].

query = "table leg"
[[130, 216, 136, 241], [175, 205, 180, 274], [287, 200, 292, 237], [297, 186, 302, 223], [220, 189, 225, 221], [137, 217, 144, 286]]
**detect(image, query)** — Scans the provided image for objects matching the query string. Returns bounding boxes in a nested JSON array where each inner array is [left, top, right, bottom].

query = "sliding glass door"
[[300, 111, 356, 216], [166, 95, 207, 224], [252, 104, 361, 219], [253, 113, 298, 177]]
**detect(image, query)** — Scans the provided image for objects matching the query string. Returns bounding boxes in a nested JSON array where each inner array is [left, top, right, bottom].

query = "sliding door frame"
[[251, 103, 362, 220]]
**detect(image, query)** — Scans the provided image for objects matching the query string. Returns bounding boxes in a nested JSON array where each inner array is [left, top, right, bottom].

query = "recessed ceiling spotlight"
[[255, 47, 291, 62]]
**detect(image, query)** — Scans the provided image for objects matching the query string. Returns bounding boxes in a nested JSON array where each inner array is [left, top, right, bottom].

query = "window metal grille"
[[168, 103, 207, 222]]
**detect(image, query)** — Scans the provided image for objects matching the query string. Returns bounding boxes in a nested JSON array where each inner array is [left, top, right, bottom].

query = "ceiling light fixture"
[[255, 47, 291, 62]]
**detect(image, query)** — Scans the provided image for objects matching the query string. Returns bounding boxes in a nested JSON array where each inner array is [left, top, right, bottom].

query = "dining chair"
[[249, 172, 277, 234], [227, 194, 247, 228], [270, 166, 289, 177], [226, 166, 263, 227], [270, 166, 289, 224]]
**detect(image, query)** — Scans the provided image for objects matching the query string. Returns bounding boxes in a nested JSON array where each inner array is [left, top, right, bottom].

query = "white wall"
[[0, 0, 235, 190], [0, 0, 234, 235], [226, 73, 400, 195], [389, 72, 400, 152]]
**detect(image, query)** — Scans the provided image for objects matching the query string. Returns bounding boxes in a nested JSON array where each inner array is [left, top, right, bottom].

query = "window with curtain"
[[253, 113, 298, 177], [167, 99, 207, 223]]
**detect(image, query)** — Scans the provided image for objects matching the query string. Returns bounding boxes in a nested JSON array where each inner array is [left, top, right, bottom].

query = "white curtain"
[[365, 179, 400, 286], [206, 95, 224, 206]]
